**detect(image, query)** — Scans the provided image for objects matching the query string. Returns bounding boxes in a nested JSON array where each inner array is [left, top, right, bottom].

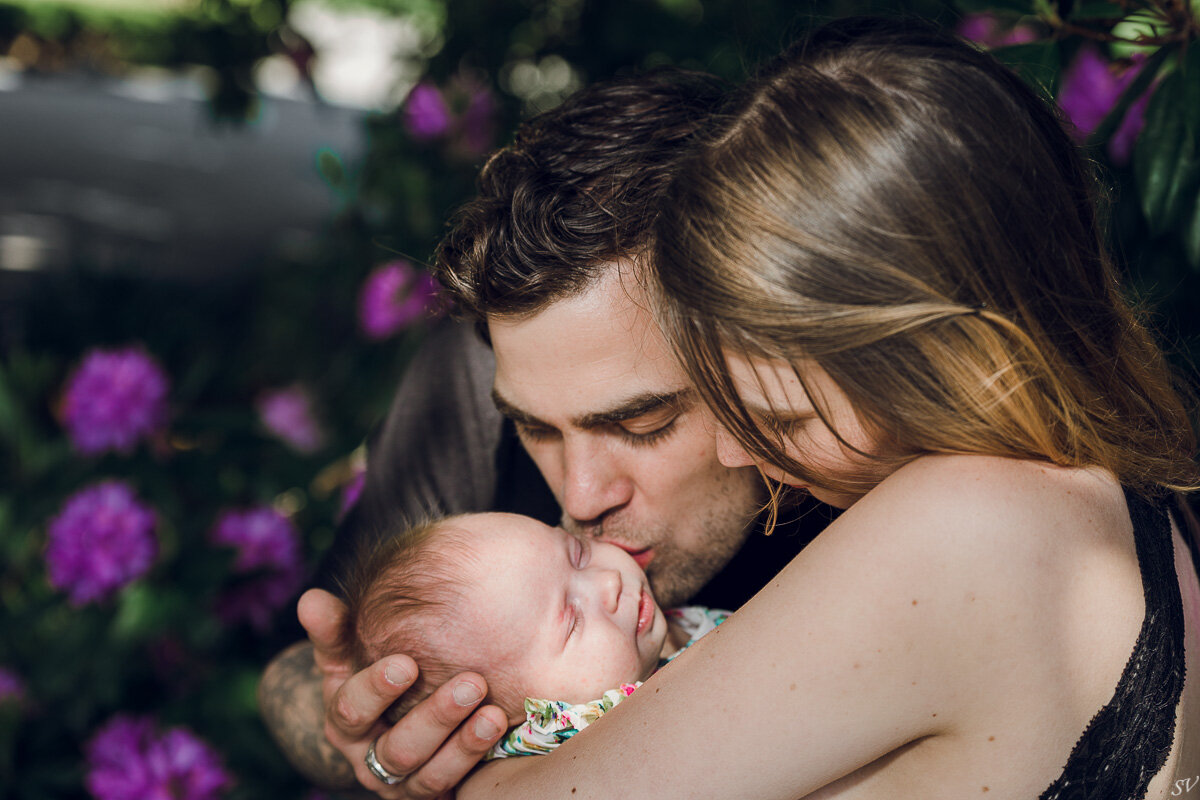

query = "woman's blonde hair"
[[655, 17, 1198, 499]]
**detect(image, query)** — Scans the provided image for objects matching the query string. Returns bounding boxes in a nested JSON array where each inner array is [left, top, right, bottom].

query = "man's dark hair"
[[433, 68, 728, 325]]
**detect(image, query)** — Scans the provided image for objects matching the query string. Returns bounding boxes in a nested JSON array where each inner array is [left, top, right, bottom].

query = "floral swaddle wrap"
[[487, 605, 730, 759]]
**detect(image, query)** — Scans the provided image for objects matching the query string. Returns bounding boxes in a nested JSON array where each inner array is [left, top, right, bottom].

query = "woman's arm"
[[459, 456, 1115, 799]]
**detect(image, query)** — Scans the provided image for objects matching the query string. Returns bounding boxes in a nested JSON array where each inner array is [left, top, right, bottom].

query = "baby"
[[335, 511, 728, 758]]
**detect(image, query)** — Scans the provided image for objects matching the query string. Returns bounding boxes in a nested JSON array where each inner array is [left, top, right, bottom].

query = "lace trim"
[[1039, 490, 1185, 799]]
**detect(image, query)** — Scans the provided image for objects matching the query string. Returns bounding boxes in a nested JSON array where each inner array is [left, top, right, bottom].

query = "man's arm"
[[258, 641, 357, 790], [260, 319, 511, 794]]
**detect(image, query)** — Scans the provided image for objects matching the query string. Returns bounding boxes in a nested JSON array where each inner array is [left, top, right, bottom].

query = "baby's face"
[[451, 513, 668, 715]]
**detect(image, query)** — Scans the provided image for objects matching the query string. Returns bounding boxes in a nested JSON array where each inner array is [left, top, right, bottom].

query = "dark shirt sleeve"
[[314, 319, 508, 595], [689, 495, 838, 610]]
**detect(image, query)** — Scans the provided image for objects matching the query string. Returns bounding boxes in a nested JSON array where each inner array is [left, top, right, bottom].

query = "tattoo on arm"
[[258, 641, 357, 790]]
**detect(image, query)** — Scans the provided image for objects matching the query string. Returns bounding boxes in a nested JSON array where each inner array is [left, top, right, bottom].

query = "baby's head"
[[338, 512, 668, 725]]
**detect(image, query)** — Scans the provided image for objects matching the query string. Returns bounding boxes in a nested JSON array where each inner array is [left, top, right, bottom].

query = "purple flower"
[[45, 481, 157, 606], [256, 385, 325, 454], [404, 82, 452, 141], [0, 667, 25, 705], [1058, 47, 1151, 165], [957, 13, 1037, 49], [458, 84, 497, 157], [358, 261, 446, 341], [61, 347, 169, 456], [210, 507, 304, 631], [85, 715, 232, 800]]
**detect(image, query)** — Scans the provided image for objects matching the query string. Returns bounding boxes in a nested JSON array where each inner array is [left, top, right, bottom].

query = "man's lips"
[[606, 540, 654, 569]]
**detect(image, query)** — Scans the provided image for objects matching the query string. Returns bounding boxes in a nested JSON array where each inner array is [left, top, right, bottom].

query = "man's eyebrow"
[[491, 390, 544, 428], [574, 389, 693, 429], [490, 388, 695, 430]]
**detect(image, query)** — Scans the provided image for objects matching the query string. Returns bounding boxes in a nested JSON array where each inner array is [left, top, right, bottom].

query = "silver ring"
[[365, 737, 404, 786]]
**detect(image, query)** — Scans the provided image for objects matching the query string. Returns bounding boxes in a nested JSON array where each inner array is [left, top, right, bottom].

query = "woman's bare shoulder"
[[816, 455, 1136, 661], [848, 455, 1130, 557]]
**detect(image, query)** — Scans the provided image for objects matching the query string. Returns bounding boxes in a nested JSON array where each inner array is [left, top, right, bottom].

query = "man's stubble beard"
[[563, 483, 762, 608]]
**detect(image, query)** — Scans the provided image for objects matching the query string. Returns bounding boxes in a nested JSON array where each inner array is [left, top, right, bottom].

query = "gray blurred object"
[[0, 66, 364, 283]]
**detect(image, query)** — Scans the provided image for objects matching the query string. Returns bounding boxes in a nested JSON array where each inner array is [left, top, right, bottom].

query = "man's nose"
[[560, 437, 634, 528], [715, 424, 757, 469]]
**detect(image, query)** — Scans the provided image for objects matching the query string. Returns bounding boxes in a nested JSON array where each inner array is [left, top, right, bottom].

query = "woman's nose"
[[715, 424, 757, 469]]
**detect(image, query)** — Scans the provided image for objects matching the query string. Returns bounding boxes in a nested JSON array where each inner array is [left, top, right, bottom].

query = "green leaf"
[[1134, 47, 1200, 235], [316, 148, 346, 190], [111, 583, 185, 641], [1070, 1, 1125, 18], [992, 41, 1061, 93], [1087, 44, 1173, 150], [1184, 189, 1200, 269]]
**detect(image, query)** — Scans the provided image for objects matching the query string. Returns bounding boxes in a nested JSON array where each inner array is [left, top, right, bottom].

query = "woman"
[[460, 16, 1200, 798]]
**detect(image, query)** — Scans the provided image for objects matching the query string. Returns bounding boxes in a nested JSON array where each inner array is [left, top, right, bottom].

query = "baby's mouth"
[[636, 587, 655, 634]]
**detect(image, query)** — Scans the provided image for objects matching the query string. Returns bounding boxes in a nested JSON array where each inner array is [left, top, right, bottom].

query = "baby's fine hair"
[[335, 515, 522, 722]]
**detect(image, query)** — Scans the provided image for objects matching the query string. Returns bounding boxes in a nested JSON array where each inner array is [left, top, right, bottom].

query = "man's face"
[[488, 264, 760, 606]]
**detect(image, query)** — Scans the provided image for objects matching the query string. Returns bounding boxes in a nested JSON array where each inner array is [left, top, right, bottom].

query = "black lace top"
[[1039, 490, 1190, 799]]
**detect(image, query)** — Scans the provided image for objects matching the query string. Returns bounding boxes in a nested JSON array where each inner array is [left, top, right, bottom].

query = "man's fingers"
[[327, 655, 419, 739], [298, 589, 349, 669], [368, 672, 491, 778], [374, 702, 508, 799]]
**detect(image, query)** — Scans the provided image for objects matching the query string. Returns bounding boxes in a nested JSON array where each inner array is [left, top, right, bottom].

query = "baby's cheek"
[[539, 646, 644, 704]]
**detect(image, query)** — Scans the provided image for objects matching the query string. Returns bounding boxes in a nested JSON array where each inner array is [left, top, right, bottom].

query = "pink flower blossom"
[[61, 347, 169, 456], [358, 261, 446, 341], [0, 667, 24, 705], [45, 481, 157, 606], [1058, 47, 1152, 165], [957, 13, 1038, 49], [458, 84, 497, 157], [210, 507, 304, 631], [85, 715, 232, 800], [404, 82, 452, 141], [256, 385, 325, 454]]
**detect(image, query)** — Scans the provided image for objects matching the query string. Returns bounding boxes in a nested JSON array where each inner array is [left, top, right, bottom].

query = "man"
[[259, 69, 834, 799]]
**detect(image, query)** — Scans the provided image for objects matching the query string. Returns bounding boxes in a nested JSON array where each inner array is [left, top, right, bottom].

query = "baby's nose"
[[598, 568, 622, 614]]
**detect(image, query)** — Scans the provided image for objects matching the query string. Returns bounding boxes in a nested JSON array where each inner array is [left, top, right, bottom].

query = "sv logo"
[[1174, 776, 1200, 796]]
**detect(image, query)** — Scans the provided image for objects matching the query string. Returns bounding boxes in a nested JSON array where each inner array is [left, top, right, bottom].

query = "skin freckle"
[[932, 713, 938, 717], [982, 787, 989, 793], [988, 736, 995, 742], [790, 683, 797, 691], [912, 599, 919, 606], [853, 662, 861, 669]]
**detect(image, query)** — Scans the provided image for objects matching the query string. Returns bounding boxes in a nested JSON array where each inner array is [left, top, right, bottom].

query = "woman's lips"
[[636, 588, 654, 634]]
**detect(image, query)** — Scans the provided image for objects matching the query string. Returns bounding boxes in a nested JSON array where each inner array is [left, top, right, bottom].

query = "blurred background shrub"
[[0, 0, 1196, 797]]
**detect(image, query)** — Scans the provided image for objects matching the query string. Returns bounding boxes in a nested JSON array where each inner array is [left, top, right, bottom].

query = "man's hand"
[[297, 588, 509, 799]]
